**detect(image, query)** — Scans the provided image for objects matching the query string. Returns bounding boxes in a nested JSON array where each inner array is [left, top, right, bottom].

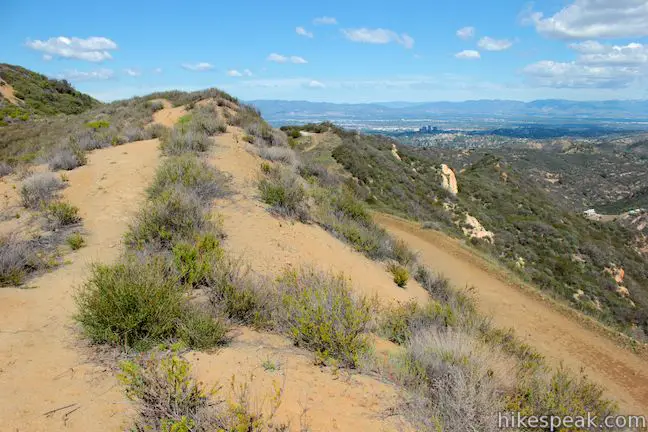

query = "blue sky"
[[3, 0, 648, 102]]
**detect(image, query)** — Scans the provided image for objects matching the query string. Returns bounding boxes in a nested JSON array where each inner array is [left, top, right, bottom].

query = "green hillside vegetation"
[[0, 63, 99, 124], [324, 127, 648, 341]]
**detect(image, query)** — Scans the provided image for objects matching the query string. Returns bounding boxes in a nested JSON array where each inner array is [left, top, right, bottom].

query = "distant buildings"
[[419, 125, 440, 133]]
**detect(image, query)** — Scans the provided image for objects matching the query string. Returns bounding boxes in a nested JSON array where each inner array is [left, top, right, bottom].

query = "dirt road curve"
[[375, 213, 648, 415]]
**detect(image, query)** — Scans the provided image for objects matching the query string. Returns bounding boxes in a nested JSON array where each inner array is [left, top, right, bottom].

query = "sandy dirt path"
[[375, 213, 648, 415], [209, 129, 429, 305], [0, 140, 160, 430]]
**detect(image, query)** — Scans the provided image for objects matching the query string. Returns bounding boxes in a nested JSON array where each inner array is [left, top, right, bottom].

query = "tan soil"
[[0, 106, 417, 431], [375, 213, 648, 415], [208, 128, 429, 305], [188, 328, 408, 431], [0, 79, 21, 105], [0, 138, 161, 431], [151, 99, 186, 127]]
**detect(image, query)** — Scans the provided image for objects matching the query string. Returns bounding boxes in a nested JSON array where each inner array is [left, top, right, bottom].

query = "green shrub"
[[378, 300, 459, 345], [118, 350, 211, 431], [66, 232, 86, 250], [75, 257, 184, 349], [119, 349, 288, 431], [191, 109, 227, 135], [86, 120, 110, 130], [147, 123, 169, 139], [148, 154, 229, 202], [205, 257, 273, 328], [333, 191, 372, 225], [125, 188, 209, 250], [276, 268, 373, 367], [388, 263, 409, 287], [46, 201, 81, 227], [160, 129, 211, 155], [507, 367, 616, 421], [177, 307, 229, 349], [172, 233, 224, 288], [258, 166, 309, 222]]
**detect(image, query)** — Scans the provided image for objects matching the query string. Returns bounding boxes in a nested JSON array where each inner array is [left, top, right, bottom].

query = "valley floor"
[[376, 213, 648, 414]]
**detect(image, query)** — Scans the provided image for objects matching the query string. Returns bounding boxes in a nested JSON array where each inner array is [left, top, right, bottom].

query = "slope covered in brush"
[[329, 128, 648, 341], [0, 64, 99, 123]]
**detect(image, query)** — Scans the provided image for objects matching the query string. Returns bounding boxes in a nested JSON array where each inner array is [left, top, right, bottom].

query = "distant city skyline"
[[3, 0, 648, 102]]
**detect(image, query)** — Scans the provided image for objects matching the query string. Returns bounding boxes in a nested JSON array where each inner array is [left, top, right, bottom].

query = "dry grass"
[[256, 146, 299, 167], [48, 146, 87, 171], [20, 172, 65, 209], [0, 234, 41, 286]]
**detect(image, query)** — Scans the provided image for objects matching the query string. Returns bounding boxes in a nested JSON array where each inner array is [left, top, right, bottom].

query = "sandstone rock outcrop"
[[440, 164, 458, 195]]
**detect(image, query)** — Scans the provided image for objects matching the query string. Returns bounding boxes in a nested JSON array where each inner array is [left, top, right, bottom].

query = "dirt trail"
[[151, 99, 186, 127], [0, 139, 160, 431], [376, 213, 648, 414], [0, 79, 21, 105], [209, 128, 429, 305]]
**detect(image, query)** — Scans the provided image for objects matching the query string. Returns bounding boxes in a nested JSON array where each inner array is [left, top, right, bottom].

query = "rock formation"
[[440, 164, 458, 195]]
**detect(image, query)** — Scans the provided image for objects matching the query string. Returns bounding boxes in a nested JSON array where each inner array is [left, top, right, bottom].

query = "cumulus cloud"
[[525, 0, 648, 39], [26, 36, 118, 62], [182, 62, 214, 71], [523, 60, 640, 88], [228, 69, 253, 77], [456, 26, 476, 40], [124, 68, 141, 77], [524, 39, 648, 89], [477, 36, 513, 51], [267, 53, 308, 64], [342, 28, 414, 49], [296, 26, 314, 38], [313, 16, 337, 25], [307, 80, 326, 88], [58, 68, 114, 82], [570, 41, 648, 65], [455, 50, 481, 60]]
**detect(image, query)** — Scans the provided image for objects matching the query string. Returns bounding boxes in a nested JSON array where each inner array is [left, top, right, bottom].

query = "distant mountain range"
[[249, 99, 648, 124]]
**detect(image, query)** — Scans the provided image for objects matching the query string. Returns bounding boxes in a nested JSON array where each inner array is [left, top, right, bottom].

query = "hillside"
[[0, 63, 99, 125], [421, 145, 648, 212], [1, 87, 646, 430], [322, 128, 648, 342]]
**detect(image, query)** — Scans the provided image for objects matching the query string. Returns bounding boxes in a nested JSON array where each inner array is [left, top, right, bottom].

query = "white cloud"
[[296, 26, 314, 38], [313, 16, 337, 25], [181, 62, 214, 72], [570, 41, 648, 65], [526, 0, 648, 39], [228, 69, 253, 77], [307, 80, 326, 88], [524, 38, 648, 89], [267, 53, 308, 64], [477, 36, 513, 51], [124, 68, 141, 77], [58, 68, 114, 82], [456, 26, 475, 40], [523, 60, 641, 88], [267, 53, 288, 63], [26, 36, 118, 62], [342, 28, 415, 49], [153, 67, 163, 74], [455, 50, 481, 60]]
